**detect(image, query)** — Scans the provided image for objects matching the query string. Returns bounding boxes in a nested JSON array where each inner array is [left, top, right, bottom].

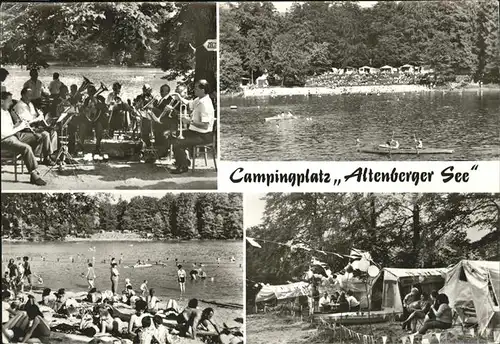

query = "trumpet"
[[150, 92, 183, 124]]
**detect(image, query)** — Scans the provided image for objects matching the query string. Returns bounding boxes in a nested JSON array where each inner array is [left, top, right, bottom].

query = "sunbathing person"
[[134, 315, 156, 344], [197, 308, 244, 344], [176, 298, 202, 339], [100, 306, 126, 336], [128, 299, 151, 339], [152, 314, 172, 344], [122, 285, 136, 305], [2, 290, 17, 342], [79, 305, 101, 337], [146, 288, 160, 314], [4, 294, 49, 343]]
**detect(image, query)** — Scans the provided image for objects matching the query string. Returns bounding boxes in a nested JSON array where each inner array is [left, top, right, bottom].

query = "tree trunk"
[[194, 3, 216, 93], [412, 202, 421, 267]]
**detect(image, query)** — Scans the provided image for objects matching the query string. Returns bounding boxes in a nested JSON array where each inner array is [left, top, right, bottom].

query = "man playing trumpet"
[[171, 79, 215, 174], [12, 87, 56, 166]]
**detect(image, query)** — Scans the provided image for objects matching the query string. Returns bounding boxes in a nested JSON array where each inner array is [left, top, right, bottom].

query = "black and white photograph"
[[1, 191, 244, 344], [220, 1, 500, 161], [1, 2, 217, 190], [245, 193, 499, 344]]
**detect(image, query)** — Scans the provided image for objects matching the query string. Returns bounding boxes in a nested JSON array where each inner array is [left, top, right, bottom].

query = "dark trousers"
[[1, 131, 48, 172], [80, 117, 105, 153], [173, 130, 212, 168], [141, 118, 171, 156]]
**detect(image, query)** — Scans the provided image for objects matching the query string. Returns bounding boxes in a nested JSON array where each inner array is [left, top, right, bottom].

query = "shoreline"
[[2, 235, 243, 243], [222, 83, 500, 98]]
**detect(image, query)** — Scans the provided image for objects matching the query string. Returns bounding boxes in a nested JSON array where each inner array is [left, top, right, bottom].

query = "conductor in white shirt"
[[171, 80, 215, 174]]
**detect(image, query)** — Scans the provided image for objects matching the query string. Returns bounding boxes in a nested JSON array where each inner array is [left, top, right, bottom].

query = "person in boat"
[[176, 298, 202, 339], [346, 290, 360, 312], [416, 138, 423, 149], [386, 138, 399, 149], [146, 288, 159, 314], [177, 265, 187, 298]]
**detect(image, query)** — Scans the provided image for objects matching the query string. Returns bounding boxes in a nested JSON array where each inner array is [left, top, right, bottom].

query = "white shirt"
[[49, 80, 62, 95], [23, 79, 46, 99], [346, 295, 360, 308], [2, 301, 12, 323], [319, 296, 330, 306], [106, 92, 120, 105], [189, 94, 214, 134], [13, 100, 38, 122], [1, 108, 15, 139]]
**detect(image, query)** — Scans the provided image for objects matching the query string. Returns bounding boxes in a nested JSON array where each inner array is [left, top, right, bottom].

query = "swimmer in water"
[[177, 265, 186, 299]]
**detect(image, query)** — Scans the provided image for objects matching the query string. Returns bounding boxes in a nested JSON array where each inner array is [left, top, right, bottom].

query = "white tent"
[[255, 282, 309, 303], [440, 260, 500, 335], [371, 267, 449, 312]]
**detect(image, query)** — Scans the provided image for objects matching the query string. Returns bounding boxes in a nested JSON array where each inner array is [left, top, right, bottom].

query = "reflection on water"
[[2, 241, 243, 305], [221, 90, 500, 161]]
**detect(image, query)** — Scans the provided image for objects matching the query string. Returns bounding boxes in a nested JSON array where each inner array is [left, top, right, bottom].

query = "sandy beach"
[[22, 289, 243, 344]]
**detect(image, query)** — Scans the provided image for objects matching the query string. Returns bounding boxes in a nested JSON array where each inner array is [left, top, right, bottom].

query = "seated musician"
[[12, 87, 56, 166], [0, 67, 8, 92], [48, 73, 62, 97], [47, 84, 70, 124], [23, 69, 49, 110], [106, 82, 130, 136], [171, 80, 215, 174], [1, 92, 47, 185], [133, 84, 155, 148], [146, 84, 175, 161], [80, 85, 107, 155]]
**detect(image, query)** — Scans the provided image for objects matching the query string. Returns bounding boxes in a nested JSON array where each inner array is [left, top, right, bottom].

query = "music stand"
[[42, 112, 81, 179]]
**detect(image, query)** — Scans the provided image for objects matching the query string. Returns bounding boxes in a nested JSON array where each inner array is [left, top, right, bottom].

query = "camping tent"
[[255, 282, 309, 303], [440, 260, 500, 335], [322, 276, 371, 309], [371, 267, 449, 312]]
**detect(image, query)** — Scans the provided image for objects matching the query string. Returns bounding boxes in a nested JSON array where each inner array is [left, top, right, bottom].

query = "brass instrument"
[[77, 76, 93, 94], [85, 82, 109, 123], [178, 103, 189, 139], [150, 92, 182, 124]]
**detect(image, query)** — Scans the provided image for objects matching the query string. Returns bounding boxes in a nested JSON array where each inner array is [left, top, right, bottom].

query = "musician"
[[48, 72, 62, 97], [12, 87, 56, 166], [106, 82, 130, 136], [1, 92, 48, 186], [47, 85, 71, 127], [171, 80, 215, 174], [80, 85, 107, 155], [67, 84, 83, 154], [0, 67, 8, 92], [133, 84, 155, 148], [23, 69, 49, 109]]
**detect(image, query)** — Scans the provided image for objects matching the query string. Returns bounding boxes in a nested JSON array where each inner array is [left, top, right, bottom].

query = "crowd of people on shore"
[[2, 255, 243, 344], [305, 71, 435, 89]]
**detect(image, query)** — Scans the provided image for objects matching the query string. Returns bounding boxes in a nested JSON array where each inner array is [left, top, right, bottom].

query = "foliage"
[[1, 193, 243, 241], [221, 0, 500, 90], [246, 193, 499, 284], [0, 2, 216, 90]]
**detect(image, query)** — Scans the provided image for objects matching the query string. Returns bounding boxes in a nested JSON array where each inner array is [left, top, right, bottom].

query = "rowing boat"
[[361, 147, 453, 155], [133, 263, 153, 268], [265, 115, 297, 122]]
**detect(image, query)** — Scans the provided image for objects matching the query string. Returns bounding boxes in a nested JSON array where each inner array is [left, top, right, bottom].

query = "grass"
[[247, 313, 490, 344]]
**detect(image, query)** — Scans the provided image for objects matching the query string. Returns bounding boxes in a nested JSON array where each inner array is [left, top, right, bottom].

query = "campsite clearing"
[[247, 313, 491, 344]]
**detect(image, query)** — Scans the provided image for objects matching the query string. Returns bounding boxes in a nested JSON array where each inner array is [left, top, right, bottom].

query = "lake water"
[[221, 89, 500, 161], [1, 240, 243, 305], [3, 65, 175, 103]]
